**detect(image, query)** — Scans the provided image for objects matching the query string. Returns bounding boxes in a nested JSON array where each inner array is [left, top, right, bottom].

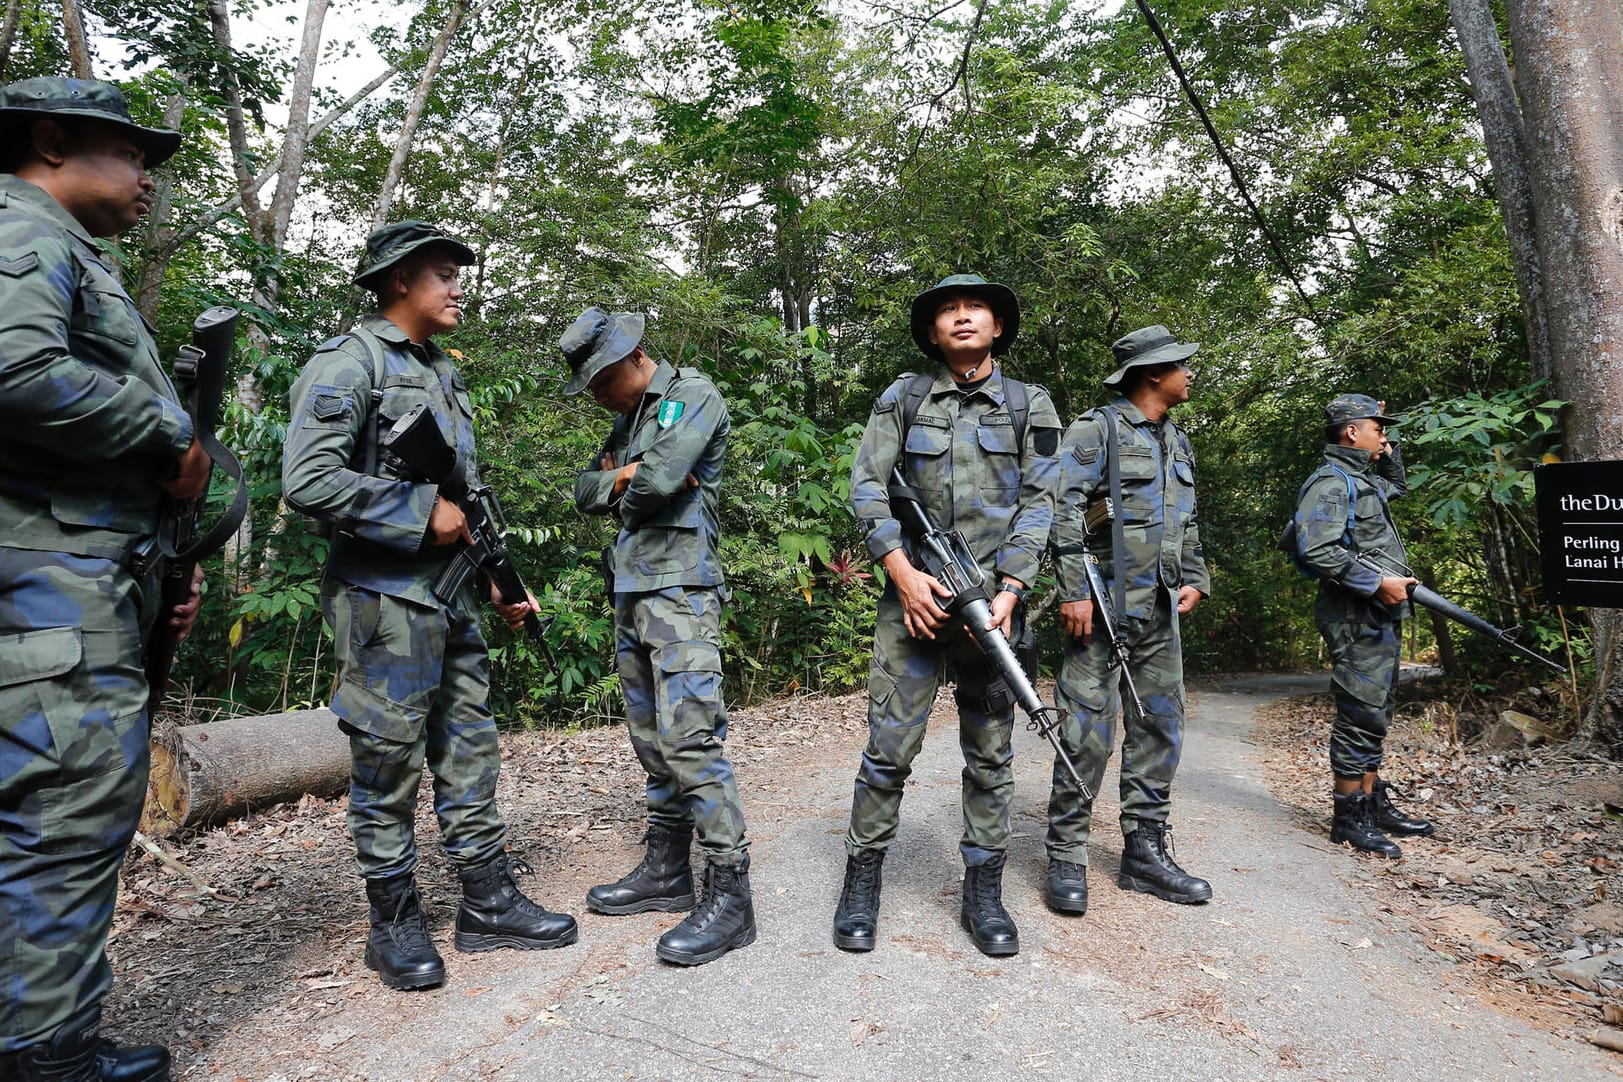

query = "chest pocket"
[[1116, 444, 1162, 523], [976, 420, 1021, 506], [70, 250, 142, 353], [378, 373, 430, 424]]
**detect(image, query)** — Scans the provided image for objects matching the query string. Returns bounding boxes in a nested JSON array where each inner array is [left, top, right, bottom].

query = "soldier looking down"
[[564, 307, 755, 967]]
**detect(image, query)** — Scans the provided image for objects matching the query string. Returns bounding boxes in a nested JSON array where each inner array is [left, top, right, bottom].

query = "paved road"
[[212, 677, 1619, 1080]]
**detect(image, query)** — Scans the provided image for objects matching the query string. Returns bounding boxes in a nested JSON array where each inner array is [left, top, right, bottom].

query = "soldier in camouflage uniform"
[[833, 273, 1061, 958], [1045, 326, 1212, 914], [284, 221, 576, 993], [1291, 393, 1432, 858], [562, 307, 754, 966], [0, 77, 210, 1082]]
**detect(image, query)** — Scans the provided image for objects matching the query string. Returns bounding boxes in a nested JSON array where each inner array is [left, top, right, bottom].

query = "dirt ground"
[[1250, 680, 1623, 1046], [107, 692, 874, 1078]]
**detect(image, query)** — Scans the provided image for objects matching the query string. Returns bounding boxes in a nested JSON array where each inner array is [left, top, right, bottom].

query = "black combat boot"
[[456, 855, 578, 952], [1045, 859, 1088, 915], [832, 848, 885, 951], [1118, 820, 1213, 903], [656, 855, 757, 965], [364, 873, 446, 990], [960, 853, 1019, 957], [587, 823, 695, 914], [97, 1038, 171, 1081], [11, 1011, 100, 1082], [1371, 779, 1435, 837], [1330, 791, 1402, 858]]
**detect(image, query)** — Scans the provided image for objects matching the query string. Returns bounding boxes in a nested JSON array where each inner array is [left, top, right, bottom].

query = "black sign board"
[[1536, 460, 1623, 608]]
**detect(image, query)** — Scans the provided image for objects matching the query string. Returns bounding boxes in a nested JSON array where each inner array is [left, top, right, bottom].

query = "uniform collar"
[[1109, 397, 1156, 426], [0, 173, 98, 249], [641, 359, 677, 404], [927, 361, 1008, 404], [360, 313, 446, 360], [1324, 443, 1374, 471]]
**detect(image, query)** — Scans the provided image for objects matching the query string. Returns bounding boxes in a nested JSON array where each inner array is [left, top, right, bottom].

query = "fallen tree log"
[[141, 708, 351, 836]]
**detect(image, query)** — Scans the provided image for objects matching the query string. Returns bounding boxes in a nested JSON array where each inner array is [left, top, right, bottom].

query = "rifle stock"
[[144, 306, 248, 713], [1064, 498, 1148, 721], [888, 468, 1093, 801]]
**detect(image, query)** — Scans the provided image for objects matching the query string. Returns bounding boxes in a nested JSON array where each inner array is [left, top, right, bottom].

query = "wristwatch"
[[996, 581, 1026, 601]]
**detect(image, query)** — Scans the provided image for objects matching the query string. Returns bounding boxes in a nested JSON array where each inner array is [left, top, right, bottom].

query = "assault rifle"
[[382, 402, 543, 639], [1054, 498, 1148, 722], [888, 468, 1093, 800], [143, 306, 249, 712], [1361, 550, 1567, 677]]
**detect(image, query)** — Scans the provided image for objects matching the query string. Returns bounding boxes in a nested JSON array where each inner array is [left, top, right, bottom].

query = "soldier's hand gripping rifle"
[[382, 402, 544, 639], [142, 306, 249, 712], [887, 468, 1093, 800], [1053, 498, 1149, 722], [1361, 549, 1567, 676]]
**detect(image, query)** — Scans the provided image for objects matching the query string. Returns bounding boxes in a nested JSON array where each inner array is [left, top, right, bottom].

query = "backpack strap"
[[1289, 464, 1357, 568], [1003, 376, 1030, 453], [1101, 405, 1128, 624], [344, 325, 389, 477], [898, 370, 936, 443]]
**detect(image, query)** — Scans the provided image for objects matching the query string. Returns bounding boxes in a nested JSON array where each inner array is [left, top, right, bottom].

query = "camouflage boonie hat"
[[909, 273, 1020, 362], [1103, 325, 1198, 387], [352, 220, 475, 289], [1325, 393, 1398, 427], [559, 307, 645, 396], [0, 77, 181, 167]]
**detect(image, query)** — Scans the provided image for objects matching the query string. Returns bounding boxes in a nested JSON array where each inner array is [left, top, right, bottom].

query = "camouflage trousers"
[[0, 547, 156, 1051], [614, 587, 747, 865], [322, 582, 507, 880], [1320, 618, 1400, 779], [846, 598, 1016, 867], [1047, 590, 1185, 862]]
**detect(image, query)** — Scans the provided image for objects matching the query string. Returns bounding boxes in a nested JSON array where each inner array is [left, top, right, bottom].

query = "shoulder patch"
[[1034, 427, 1060, 457], [0, 252, 40, 277], [658, 400, 685, 427], [872, 397, 897, 414]]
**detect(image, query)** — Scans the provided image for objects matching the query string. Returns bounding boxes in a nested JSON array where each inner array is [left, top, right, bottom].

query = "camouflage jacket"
[[0, 174, 194, 560], [283, 316, 479, 606], [574, 360, 728, 593], [1052, 398, 1210, 621], [850, 365, 1061, 589], [1294, 442, 1411, 625]]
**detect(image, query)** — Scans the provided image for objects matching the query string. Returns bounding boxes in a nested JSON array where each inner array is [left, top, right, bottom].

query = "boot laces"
[[849, 852, 882, 895], [498, 857, 555, 917], [968, 862, 1006, 914], [682, 865, 734, 932], [388, 887, 433, 952]]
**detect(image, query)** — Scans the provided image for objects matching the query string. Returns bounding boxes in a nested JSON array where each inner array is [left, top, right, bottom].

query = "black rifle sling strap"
[[349, 325, 389, 478], [1102, 405, 1129, 630]]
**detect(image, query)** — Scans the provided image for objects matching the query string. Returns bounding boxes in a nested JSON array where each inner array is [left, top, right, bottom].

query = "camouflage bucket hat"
[[0, 77, 181, 168], [909, 273, 1021, 362], [1325, 393, 1398, 427], [1102, 324, 1199, 387], [559, 307, 646, 396], [352, 220, 476, 289]]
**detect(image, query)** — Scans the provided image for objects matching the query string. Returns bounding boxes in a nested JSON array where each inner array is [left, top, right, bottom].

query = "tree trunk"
[[207, 0, 269, 246], [268, 0, 330, 251], [1446, 0, 1553, 382], [1421, 568, 1460, 676], [59, 0, 91, 77], [133, 84, 189, 326], [0, 0, 23, 81], [141, 709, 352, 835], [370, 0, 471, 229], [1502, 0, 1623, 749]]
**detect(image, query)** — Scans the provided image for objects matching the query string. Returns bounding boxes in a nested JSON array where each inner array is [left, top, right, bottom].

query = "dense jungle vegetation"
[[9, 0, 1586, 729]]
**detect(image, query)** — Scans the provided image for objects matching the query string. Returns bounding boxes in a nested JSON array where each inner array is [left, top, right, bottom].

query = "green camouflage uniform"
[[846, 366, 1061, 866], [574, 361, 747, 865], [283, 316, 508, 879], [1293, 442, 1409, 779], [0, 173, 195, 1051], [1046, 399, 1210, 861]]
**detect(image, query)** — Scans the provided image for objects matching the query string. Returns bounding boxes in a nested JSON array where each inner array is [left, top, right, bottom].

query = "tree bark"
[[1446, 0, 1553, 382], [207, 0, 269, 246], [59, 0, 91, 77], [1501, 0, 1623, 749], [132, 84, 189, 326], [0, 0, 23, 81], [141, 709, 352, 835], [269, 0, 330, 251], [370, 0, 471, 229]]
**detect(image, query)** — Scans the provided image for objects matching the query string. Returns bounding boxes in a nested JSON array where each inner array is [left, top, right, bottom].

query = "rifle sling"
[[158, 425, 249, 564], [1102, 406, 1128, 628]]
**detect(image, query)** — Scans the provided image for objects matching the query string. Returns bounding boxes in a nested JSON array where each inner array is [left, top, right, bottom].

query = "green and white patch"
[[658, 400, 685, 428]]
